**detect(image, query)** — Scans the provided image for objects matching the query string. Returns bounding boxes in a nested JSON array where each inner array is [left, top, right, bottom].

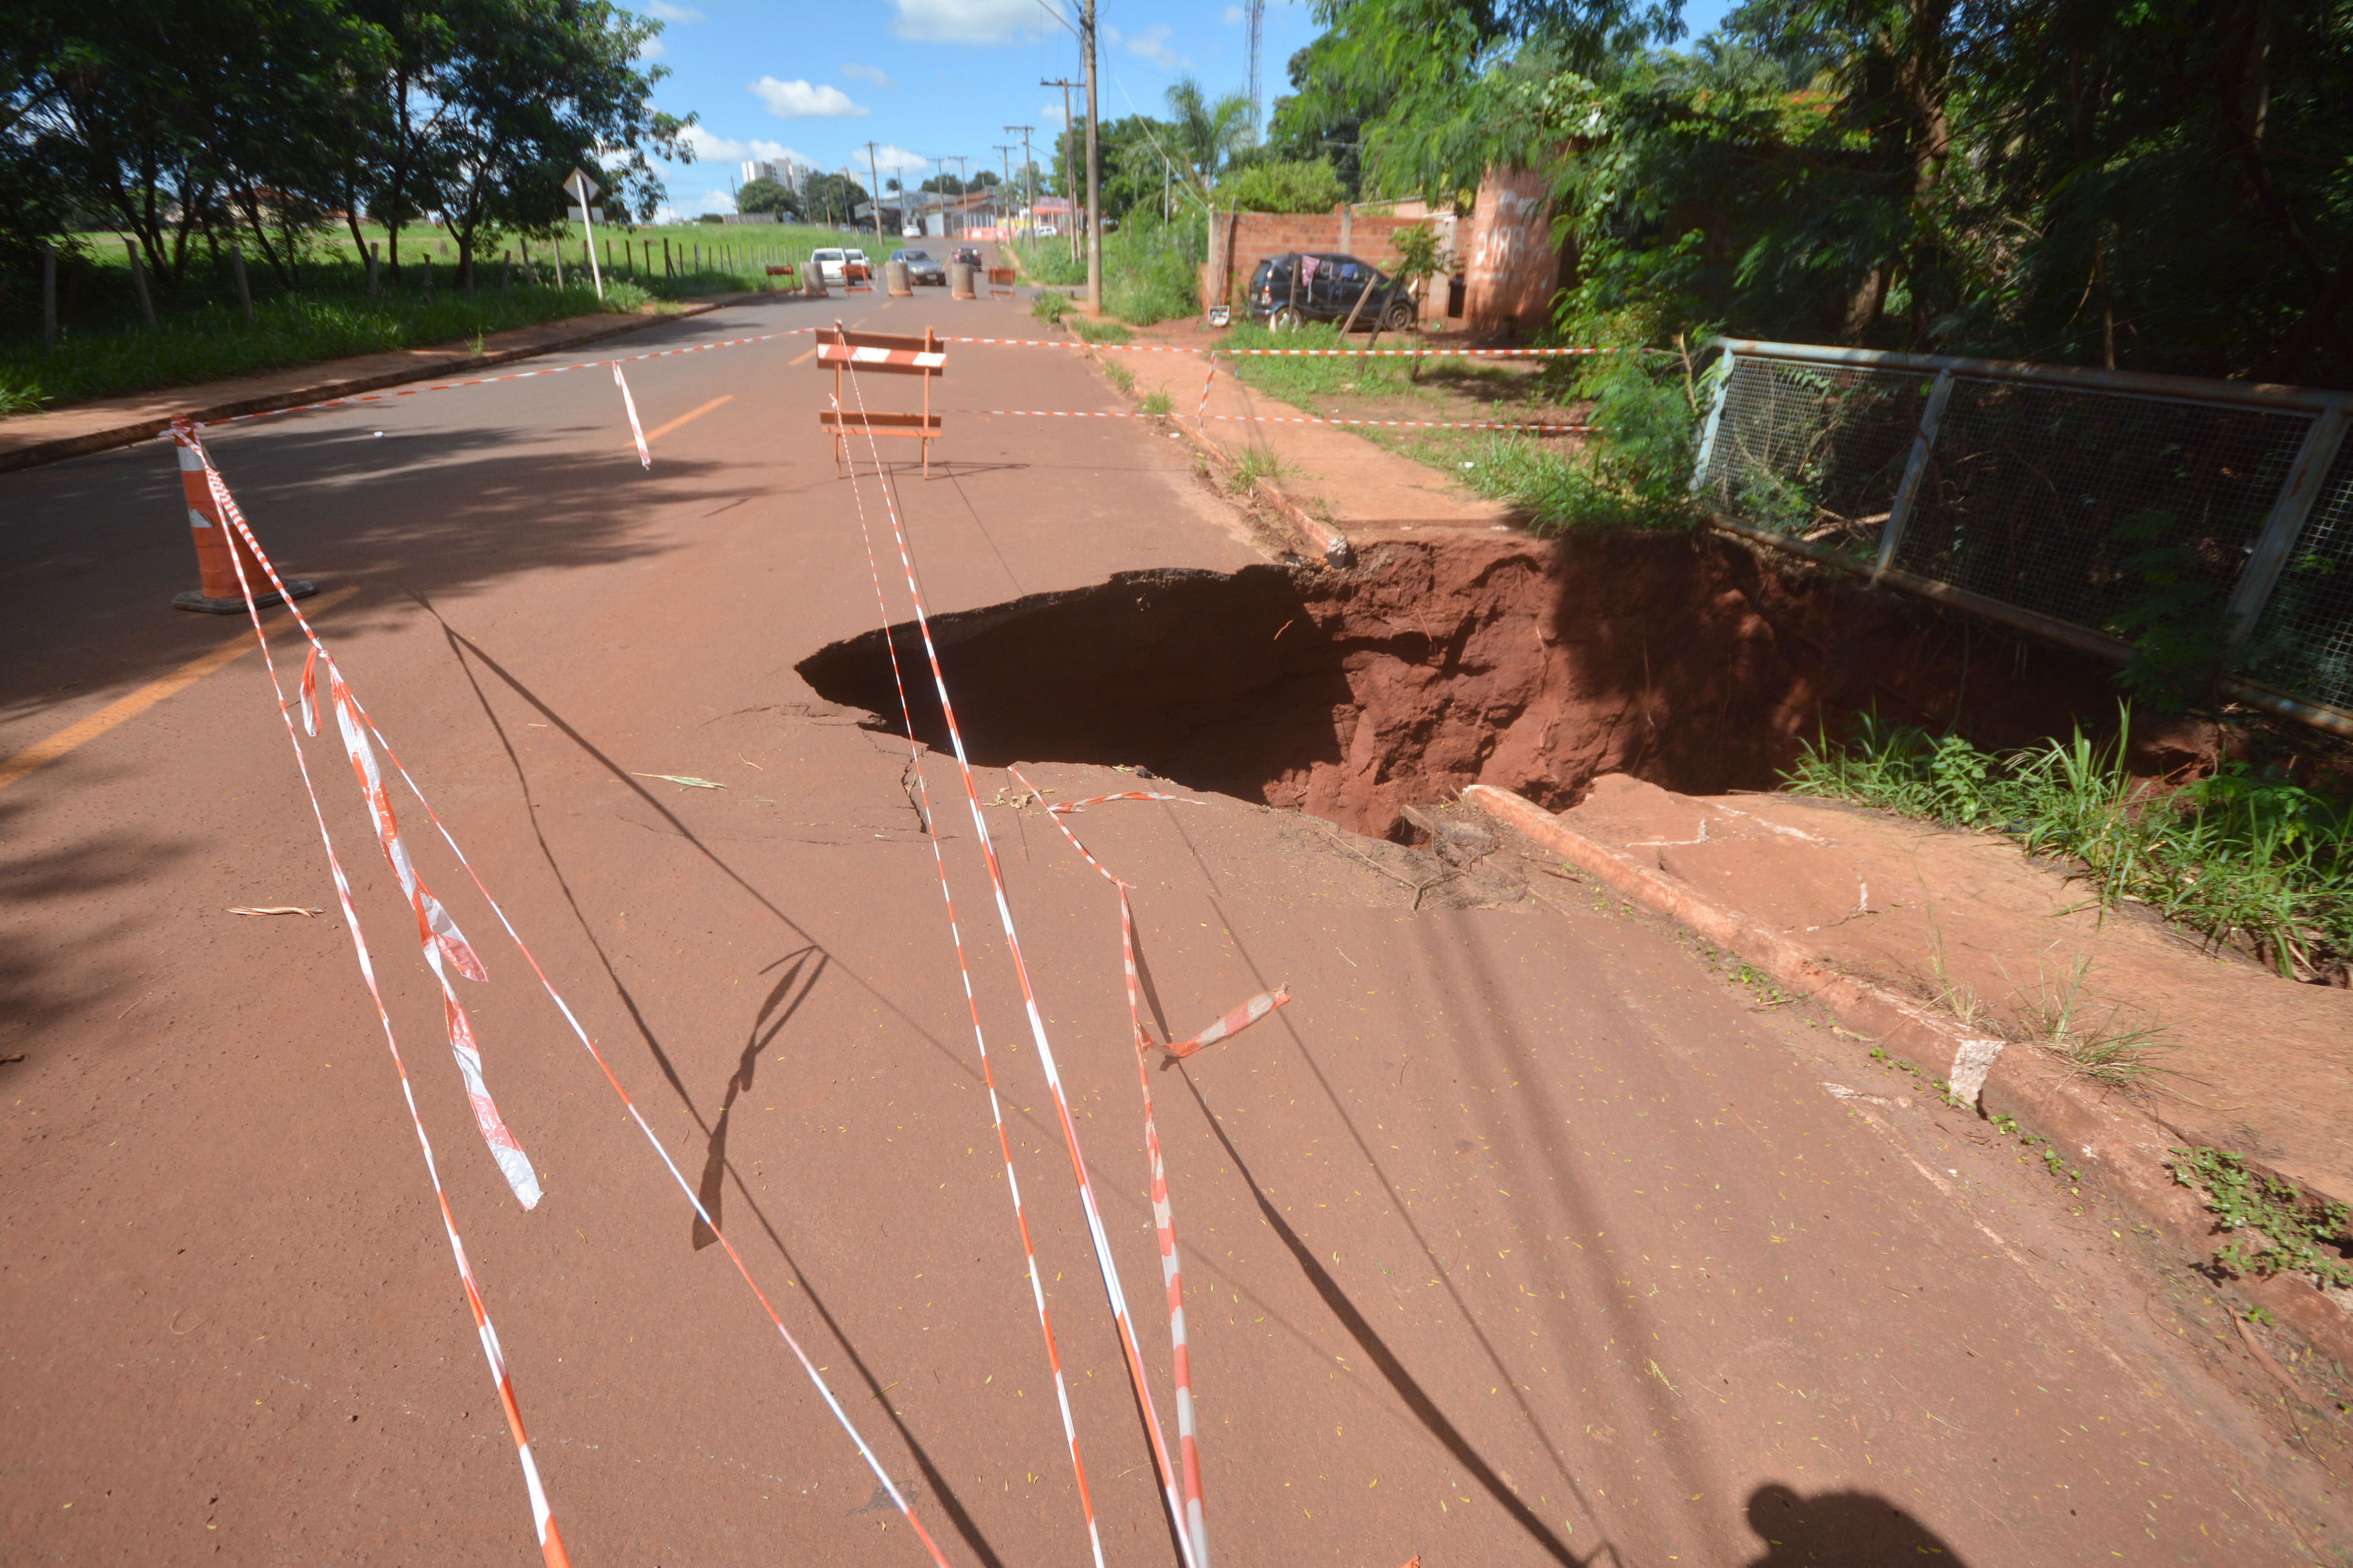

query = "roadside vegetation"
[[1008, 216, 1205, 326], [0, 221, 857, 415], [1785, 711, 2353, 983]]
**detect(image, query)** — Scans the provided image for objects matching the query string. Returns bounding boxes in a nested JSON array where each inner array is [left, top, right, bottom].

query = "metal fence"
[[1691, 339, 2353, 735]]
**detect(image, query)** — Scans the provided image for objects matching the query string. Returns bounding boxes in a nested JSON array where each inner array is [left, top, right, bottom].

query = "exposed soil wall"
[[799, 531, 2129, 840]]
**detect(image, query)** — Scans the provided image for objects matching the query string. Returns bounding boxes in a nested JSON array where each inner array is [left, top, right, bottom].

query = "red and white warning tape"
[[188, 428, 568, 1567], [946, 336, 1622, 358], [833, 393, 1111, 1568], [190, 428, 957, 1568], [1167, 988, 1290, 1059], [835, 361, 1203, 1568], [949, 408, 1596, 433], [1013, 776, 1216, 1568]]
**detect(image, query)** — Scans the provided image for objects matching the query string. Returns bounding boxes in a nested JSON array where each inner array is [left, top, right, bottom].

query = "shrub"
[[1217, 160, 1348, 215]]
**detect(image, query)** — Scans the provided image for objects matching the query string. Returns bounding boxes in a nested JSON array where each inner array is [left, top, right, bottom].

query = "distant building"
[[739, 159, 801, 191]]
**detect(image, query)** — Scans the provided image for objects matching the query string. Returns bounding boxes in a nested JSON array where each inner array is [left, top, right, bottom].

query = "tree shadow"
[[1741, 1485, 1968, 1566]]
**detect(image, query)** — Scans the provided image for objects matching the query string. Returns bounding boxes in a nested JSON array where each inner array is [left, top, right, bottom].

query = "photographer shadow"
[[1743, 1485, 1966, 1565]]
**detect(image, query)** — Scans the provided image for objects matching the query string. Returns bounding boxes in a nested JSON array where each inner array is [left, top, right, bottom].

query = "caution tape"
[[1014, 775, 1218, 1568], [191, 428, 959, 1568], [187, 426, 568, 1567], [196, 326, 818, 431], [1167, 988, 1291, 1059], [834, 433, 1110, 1568], [949, 408, 1597, 433], [946, 335, 1623, 358], [835, 360, 1203, 1568]]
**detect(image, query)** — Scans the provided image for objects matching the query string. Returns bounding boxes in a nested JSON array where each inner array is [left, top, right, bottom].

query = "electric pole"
[[1081, 0, 1102, 315], [1042, 77, 1077, 264], [949, 154, 970, 240], [864, 142, 884, 243], [993, 143, 1013, 231], [1006, 125, 1035, 235]]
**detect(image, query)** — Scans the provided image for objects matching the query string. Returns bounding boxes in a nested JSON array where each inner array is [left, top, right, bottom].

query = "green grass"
[[1067, 315, 1131, 344], [2172, 1145, 2353, 1289], [0, 220, 865, 414], [1007, 218, 1206, 326], [1785, 707, 2353, 980]]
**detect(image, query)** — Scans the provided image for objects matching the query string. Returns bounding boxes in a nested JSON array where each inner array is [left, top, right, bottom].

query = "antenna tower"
[[1246, 0, 1266, 135]]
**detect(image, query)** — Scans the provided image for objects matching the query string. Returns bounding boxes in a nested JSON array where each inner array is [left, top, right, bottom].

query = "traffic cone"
[[169, 420, 317, 613]]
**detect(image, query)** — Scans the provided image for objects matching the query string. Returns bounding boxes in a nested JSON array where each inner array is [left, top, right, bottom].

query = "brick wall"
[[1201, 209, 1448, 312], [1460, 168, 1559, 334]]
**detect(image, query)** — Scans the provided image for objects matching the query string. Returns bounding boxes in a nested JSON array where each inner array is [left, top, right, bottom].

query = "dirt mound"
[[797, 532, 2123, 839]]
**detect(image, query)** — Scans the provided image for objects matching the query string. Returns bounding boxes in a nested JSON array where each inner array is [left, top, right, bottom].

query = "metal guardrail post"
[[1874, 369, 1954, 580], [2223, 398, 2349, 644], [1688, 350, 1734, 494]]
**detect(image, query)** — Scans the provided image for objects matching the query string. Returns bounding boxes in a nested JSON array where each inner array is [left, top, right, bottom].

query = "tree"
[[798, 168, 866, 225], [1217, 158, 1348, 212], [1162, 77, 1255, 205], [736, 175, 794, 215]]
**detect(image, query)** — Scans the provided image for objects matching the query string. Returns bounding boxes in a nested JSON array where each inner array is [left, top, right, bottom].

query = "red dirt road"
[[1, 290, 2342, 1565]]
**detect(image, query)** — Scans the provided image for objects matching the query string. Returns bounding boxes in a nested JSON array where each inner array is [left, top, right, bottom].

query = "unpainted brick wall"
[[1200, 209, 1442, 312]]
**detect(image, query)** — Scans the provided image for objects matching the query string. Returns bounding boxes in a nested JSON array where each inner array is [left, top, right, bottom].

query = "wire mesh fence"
[[1692, 340, 2353, 730]]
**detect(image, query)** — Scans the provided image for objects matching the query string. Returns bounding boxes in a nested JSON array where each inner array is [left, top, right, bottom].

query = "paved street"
[[1, 286, 2342, 1566]]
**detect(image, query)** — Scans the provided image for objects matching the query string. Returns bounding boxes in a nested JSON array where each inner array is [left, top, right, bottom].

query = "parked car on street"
[[890, 248, 947, 286], [1246, 252, 1418, 332], [952, 246, 983, 269], [844, 248, 872, 281], [810, 246, 848, 285]]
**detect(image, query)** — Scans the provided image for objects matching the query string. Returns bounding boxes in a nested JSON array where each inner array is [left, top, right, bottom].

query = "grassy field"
[[0, 219, 883, 416]]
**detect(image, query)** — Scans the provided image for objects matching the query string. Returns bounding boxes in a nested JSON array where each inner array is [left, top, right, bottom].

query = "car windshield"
[[895, 250, 931, 262]]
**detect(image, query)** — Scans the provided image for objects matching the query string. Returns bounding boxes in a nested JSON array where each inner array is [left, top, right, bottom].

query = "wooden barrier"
[[765, 262, 797, 287], [817, 324, 944, 477], [987, 265, 1018, 299]]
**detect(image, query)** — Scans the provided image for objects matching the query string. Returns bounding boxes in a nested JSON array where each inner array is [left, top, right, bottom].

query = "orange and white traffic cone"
[[169, 420, 316, 613]]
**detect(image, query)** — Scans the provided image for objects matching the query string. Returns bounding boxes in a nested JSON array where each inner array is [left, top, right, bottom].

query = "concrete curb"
[[1463, 781, 2353, 1368], [0, 302, 721, 475]]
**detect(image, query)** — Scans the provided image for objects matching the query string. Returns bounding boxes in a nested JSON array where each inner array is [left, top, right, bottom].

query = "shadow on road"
[[1742, 1484, 1968, 1565]]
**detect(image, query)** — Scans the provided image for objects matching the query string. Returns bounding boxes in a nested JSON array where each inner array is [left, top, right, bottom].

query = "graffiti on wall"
[[1463, 169, 1556, 334]]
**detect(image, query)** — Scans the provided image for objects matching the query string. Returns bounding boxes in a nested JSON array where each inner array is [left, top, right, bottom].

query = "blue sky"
[[638, 0, 1743, 220]]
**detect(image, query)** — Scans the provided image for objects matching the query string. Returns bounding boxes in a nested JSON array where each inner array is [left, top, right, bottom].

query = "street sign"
[[565, 167, 603, 200]]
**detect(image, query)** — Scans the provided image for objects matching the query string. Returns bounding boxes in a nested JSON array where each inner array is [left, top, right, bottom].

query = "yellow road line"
[[0, 585, 360, 795], [645, 394, 733, 443], [788, 346, 817, 367]]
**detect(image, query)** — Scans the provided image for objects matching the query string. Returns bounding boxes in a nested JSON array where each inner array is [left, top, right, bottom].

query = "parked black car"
[[1246, 252, 1417, 332], [890, 248, 947, 286], [952, 246, 984, 268]]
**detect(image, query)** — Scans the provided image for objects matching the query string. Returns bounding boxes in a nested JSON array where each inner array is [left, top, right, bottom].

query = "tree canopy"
[[1275, 0, 2353, 385], [4, 0, 692, 287]]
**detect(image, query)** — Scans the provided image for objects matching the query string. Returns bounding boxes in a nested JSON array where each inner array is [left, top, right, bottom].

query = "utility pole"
[[1081, 0, 1102, 315], [993, 144, 1013, 232], [949, 155, 970, 240], [1006, 125, 1036, 235], [864, 142, 884, 243], [1042, 77, 1077, 264]]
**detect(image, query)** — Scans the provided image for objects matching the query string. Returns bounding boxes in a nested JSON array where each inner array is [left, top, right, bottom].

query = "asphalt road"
[[1, 283, 2342, 1567]]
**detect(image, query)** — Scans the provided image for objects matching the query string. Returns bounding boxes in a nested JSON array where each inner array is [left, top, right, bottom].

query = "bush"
[[1216, 160, 1348, 215]]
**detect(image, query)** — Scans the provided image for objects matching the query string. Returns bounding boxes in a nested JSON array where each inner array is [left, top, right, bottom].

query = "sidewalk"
[[0, 300, 725, 474]]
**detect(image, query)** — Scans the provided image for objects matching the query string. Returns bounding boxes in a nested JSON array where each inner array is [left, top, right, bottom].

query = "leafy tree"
[[736, 175, 794, 215], [1217, 158, 1349, 212], [798, 168, 866, 225]]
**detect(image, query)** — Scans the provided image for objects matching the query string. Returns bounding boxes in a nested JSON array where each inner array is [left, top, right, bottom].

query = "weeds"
[[1068, 315, 1132, 344], [1230, 445, 1292, 492], [2015, 955, 2180, 1089], [1103, 360, 1135, 395], [1139, 388, 1174, 417], [2172, 1145, 2353, 1289], [1787, 706, 2353, 980], [1031, 290, 1072, 326]]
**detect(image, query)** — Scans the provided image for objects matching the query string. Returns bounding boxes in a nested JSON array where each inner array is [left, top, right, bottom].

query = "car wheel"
[[1382, 299, 1415, 331], [1270, 305, 1305, 332]]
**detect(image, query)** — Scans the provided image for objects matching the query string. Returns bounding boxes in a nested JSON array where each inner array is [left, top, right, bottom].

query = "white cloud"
[[635, 34, 666, 59], [1043, 102, 1069, 127], [1221, 4, 1244, 21], [866, 144, 930, 178], [889, 0, 1044, 43], [645, 0, 704, 19], [679, 125, 807, 165], [841, 62, 895, 87], [1125, 23, 1189, 67], [1102, 23, 1122, 46], [750, 77, 869, 119]]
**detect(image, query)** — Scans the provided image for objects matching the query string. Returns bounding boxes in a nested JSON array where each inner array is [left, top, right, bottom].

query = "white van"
[[810, 247, 848, 285]]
